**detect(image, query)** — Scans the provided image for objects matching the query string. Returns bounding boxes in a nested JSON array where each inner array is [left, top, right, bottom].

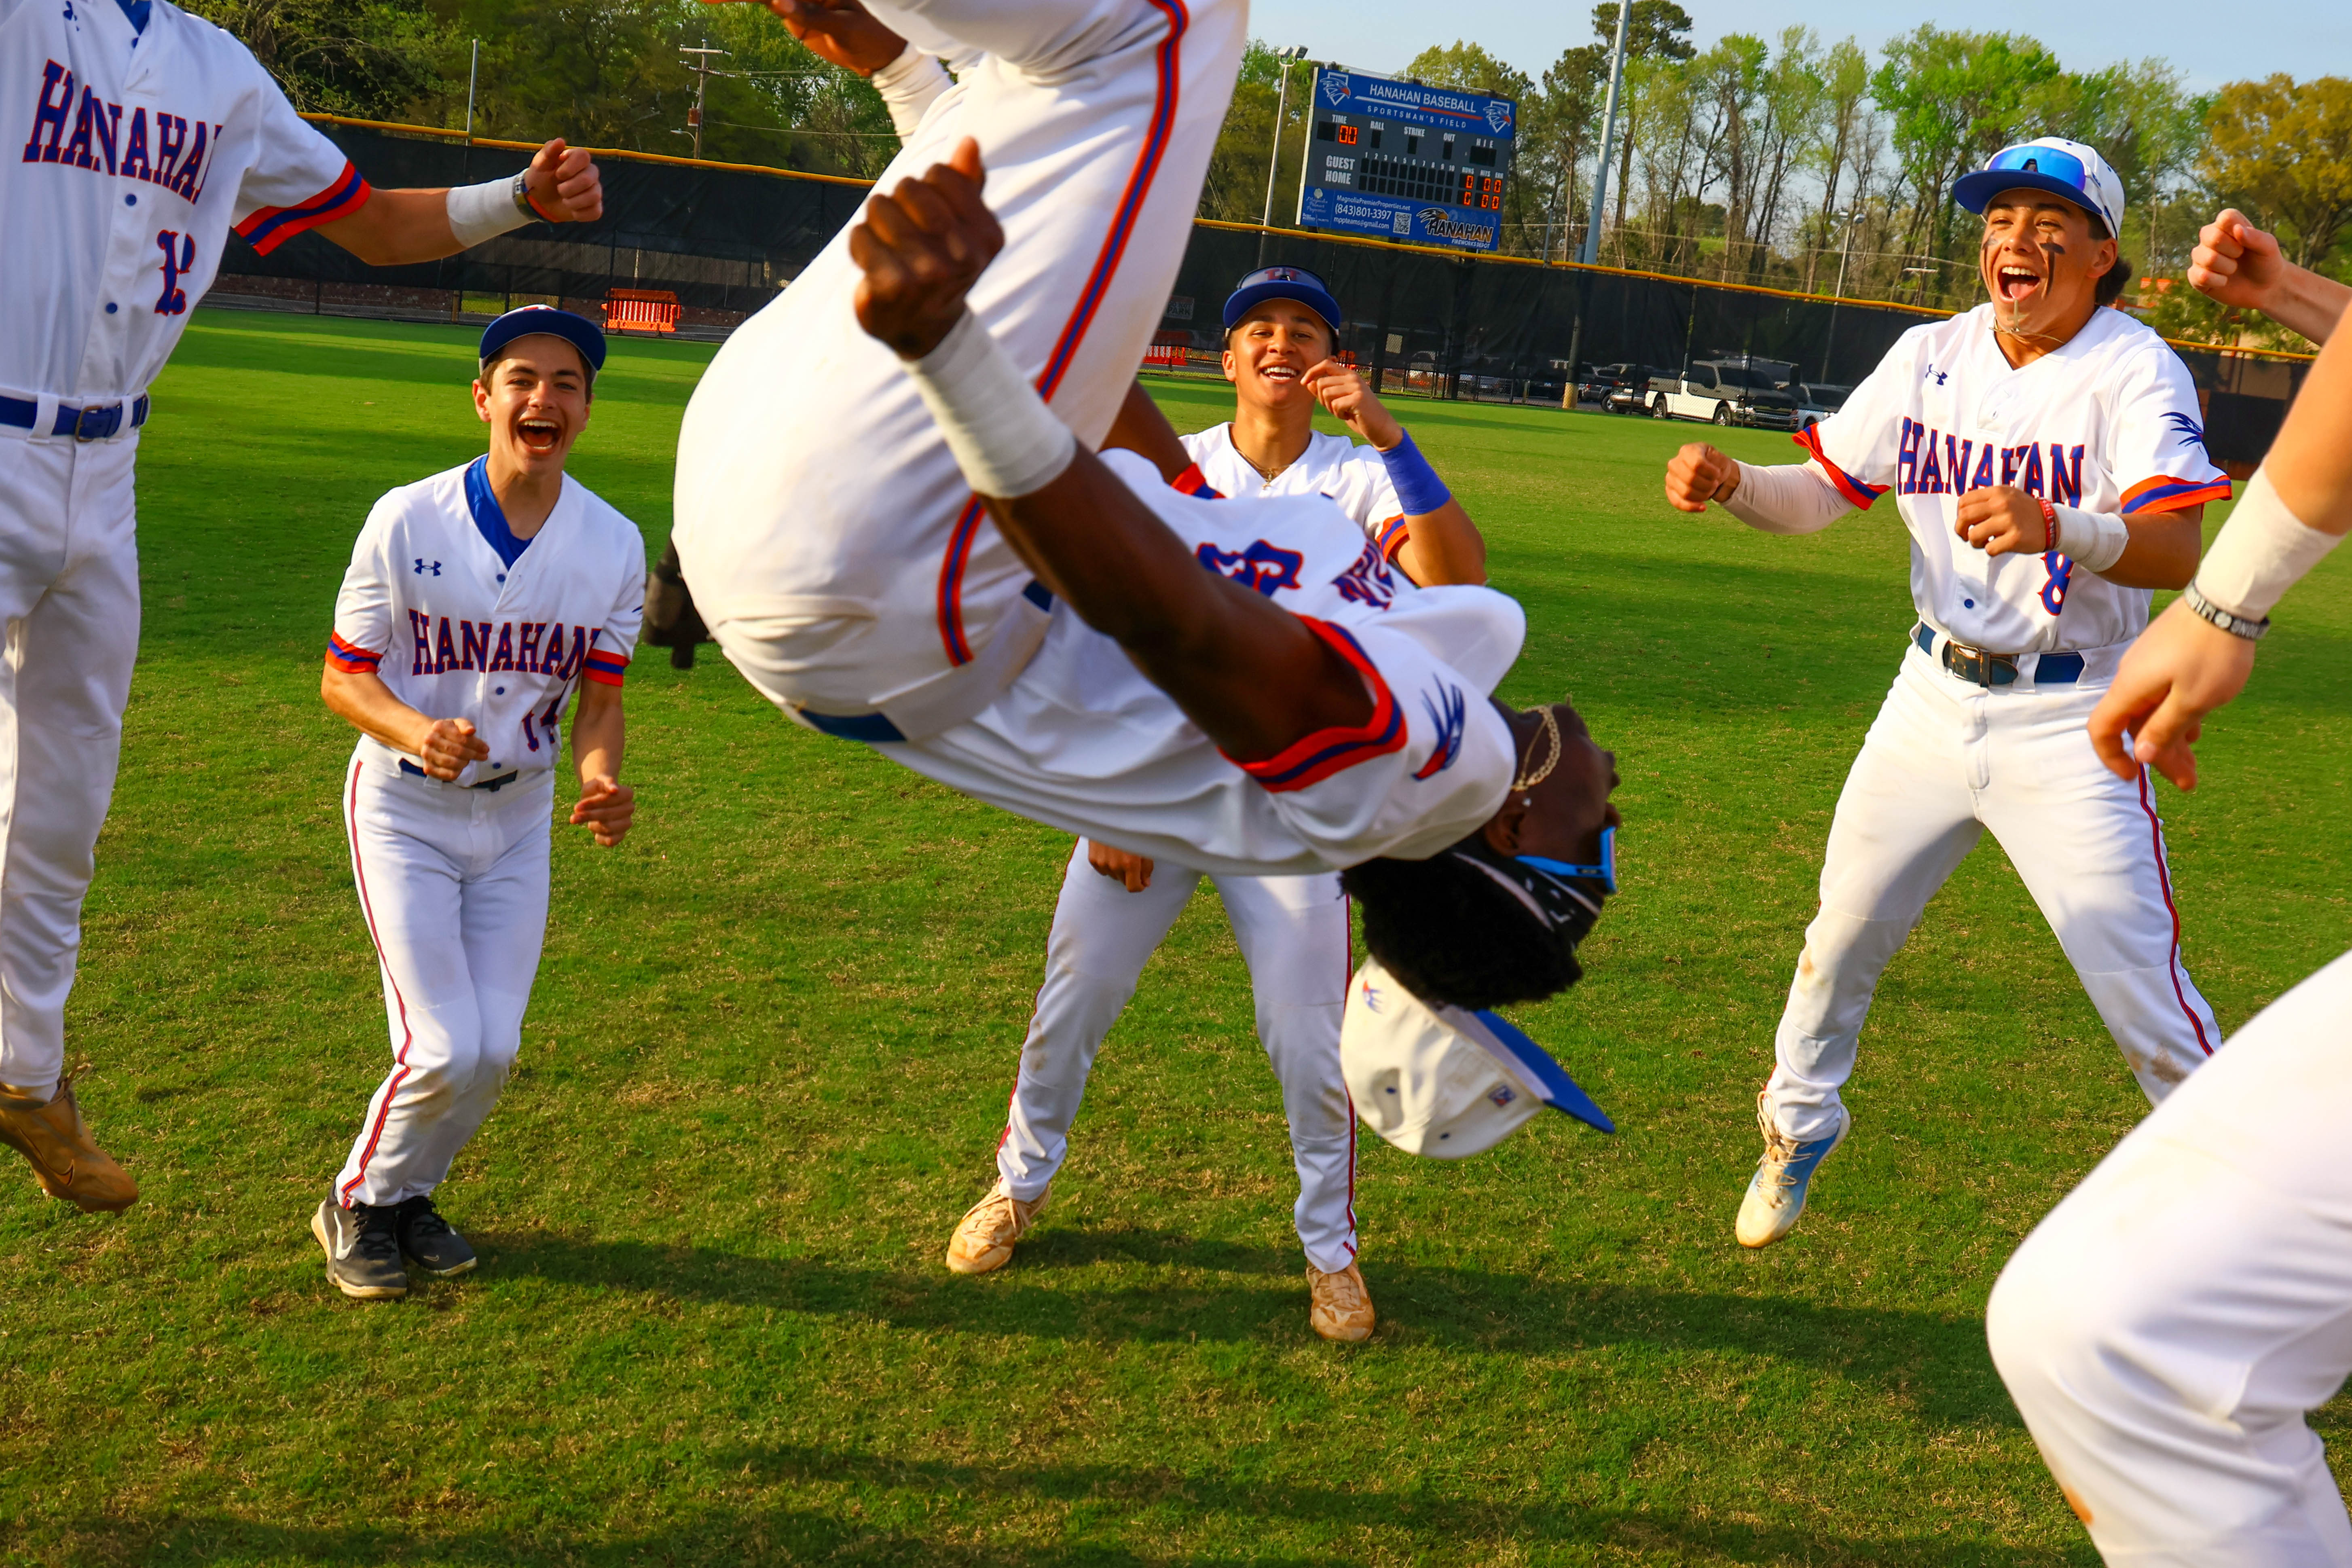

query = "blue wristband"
[[1379, 430, 1451, 516]]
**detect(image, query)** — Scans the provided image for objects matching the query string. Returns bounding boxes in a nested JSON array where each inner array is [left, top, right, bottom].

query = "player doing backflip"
[[312, 307, 643, 1299], [947, 265, 1490, 1342], [673, 0, 1620, 1039], [1988, 218, 2352, 1566], [0, 0, 605, 1213], [1661, 139, 2233, 1248]]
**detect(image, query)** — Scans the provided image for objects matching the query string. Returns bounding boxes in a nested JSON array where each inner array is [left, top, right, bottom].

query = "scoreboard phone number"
[[1313, 116, 1506, 211]]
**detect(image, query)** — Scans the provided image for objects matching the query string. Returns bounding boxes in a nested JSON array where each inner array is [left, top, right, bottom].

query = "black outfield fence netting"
[[218, 118, 2310, 471]]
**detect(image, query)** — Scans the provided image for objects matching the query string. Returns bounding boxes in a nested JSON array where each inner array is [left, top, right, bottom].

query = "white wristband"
[[446, 174, 535, 249], [2193, 465, 2341, 620], [902, 310, 1076, 499], [872, 46, 952, 141], [2050, 503, 2130, 573]]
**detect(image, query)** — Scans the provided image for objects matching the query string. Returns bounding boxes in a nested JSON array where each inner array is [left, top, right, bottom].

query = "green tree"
[[1871, 26, 2061, 301], [1198, 40, 1313, 224], [2199, 75, 2352, 271], [1526, 44, 1608, 259], [1588, 0, 1693, 238], [180, 0, 460, 118], [1802, 38, 1875, 291]]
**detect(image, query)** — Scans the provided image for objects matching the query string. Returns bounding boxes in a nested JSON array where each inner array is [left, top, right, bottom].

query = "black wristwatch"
[[2182, 582, 2270, 641]]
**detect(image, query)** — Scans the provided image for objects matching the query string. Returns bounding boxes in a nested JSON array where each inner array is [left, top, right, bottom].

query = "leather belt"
[[0, 394, 150, 441], [1913, 624, 2083, 687], [400, 759, 522, 791]]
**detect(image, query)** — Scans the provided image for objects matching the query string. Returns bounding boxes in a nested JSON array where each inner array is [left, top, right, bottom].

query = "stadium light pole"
[[1819, 208, 1861, 383], [682, 46, 730, 161], [464, 40, 480, 138], [1578, 1, 1633, 268], [1258, 46, 1309, 267]]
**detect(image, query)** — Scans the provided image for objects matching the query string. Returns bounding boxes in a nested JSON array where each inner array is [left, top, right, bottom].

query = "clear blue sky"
[[1249, 0, 2348, 94]]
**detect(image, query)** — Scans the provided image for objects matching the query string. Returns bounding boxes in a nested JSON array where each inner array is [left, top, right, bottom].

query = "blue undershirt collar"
[[115, 0, 151, 34], [465, 457, 535, 570]]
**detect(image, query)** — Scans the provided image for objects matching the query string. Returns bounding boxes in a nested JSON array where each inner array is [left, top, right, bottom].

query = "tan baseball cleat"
[[1307, 1261, 1375, 1342], [0, 1074, 137, 1213], [944, 1179, 1048, 1275]]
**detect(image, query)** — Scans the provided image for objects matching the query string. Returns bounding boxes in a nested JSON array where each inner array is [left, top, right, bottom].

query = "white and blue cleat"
[[1735, 1092, 1850, 1249]]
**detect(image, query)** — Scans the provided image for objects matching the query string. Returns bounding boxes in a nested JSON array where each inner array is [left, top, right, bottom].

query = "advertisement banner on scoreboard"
[[1295, 67, 1516, 254]]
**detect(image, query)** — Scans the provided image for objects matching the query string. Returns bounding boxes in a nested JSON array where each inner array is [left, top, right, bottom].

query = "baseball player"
[[944, 265, 1492, 1344], [1661, 138, 2234, 1249], [311, 306, 642, 1299], [673, 2, 1622, 1019], [0, 0, 605, 1213], [1987, 229, 2351, 1564]]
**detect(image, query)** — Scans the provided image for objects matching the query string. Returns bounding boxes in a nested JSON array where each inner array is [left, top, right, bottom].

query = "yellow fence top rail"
[[296, 116, 2318, 366]]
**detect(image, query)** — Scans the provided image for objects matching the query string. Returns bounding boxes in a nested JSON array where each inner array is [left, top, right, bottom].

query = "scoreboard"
[[1295, 68, 1516, 253]]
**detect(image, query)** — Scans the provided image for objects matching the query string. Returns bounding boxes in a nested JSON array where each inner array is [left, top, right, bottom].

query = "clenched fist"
[[850, 138, 1002, 360], [521, 140, 602, 224], [1665, 442, 1740, 512], [1954, 485, 2051, 559]]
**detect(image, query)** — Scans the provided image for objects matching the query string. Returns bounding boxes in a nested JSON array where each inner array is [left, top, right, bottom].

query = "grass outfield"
[[4, 309, 2349, 1566]]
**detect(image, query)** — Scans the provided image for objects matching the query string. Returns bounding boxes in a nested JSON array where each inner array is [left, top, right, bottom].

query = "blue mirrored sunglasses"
[[1987, 143, 2086, 190], [1519, 826, 1617, 896]]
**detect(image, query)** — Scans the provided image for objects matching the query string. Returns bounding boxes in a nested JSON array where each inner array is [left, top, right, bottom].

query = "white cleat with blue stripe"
[[1736, 1093, 1851, 1249]]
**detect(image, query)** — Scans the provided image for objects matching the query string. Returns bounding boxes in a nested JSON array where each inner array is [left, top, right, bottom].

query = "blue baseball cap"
[[1952, 138, 2125, 238], [1222, 265, 1342, 334], [478, 304, 607, 381]]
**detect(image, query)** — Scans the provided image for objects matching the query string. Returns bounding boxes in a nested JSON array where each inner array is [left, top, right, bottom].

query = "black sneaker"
[[312, 1198, 408, 1299], [393, 1194, 477, 1278]]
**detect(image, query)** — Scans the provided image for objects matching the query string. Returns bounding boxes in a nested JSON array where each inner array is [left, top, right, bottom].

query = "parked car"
[[1647, 361, 1801, 429], [1790, 382, 1851, 430], [1601, 364, 1669, 414]]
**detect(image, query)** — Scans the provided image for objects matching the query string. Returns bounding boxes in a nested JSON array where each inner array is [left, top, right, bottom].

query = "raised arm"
[[1303, 362, 1486, 584], [2088, 290, 2352, 787], [313, 140, 604, 268], [2189, 210, 2352, 348], [850, 139, 1371, 763], [1664, 442, 1853, 533]]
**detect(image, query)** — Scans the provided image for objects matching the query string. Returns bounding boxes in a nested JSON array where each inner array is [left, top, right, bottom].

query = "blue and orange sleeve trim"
[[1225, 617, 1405, 794], [1793, 425, 1888, 510], [237, 162, 372, 255], [1375, 515, 1410, 562], [584, 648, 630, 687], [327, 632, 382, 674], [2122, 474, 2232, 515], [1172, 462, 1223, 499]]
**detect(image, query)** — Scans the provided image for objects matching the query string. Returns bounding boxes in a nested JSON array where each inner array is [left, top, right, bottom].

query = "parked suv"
[[1648, 361, 1801, 429], [1790, 382, 1851, 431]]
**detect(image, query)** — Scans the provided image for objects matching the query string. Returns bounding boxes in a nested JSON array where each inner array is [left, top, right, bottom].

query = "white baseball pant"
[[1988, 948, 2352, 1566], [1766, 639, 2222, 1143], [334, 756, 552, 1209], [0, 431, 141, 1101], [674, 0, 1246, 734], [998, 840, 1359, 1272]]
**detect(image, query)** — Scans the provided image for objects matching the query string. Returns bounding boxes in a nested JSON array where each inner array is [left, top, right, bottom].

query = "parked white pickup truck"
[[1647, 361, 1802, 430]]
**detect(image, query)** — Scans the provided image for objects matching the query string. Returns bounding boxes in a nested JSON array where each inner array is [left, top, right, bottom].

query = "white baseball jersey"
[[1799, 303, 2230, 653], [2, 0, 367, 400], [329, 459, 645, 785], [886, 449, 1523, 876], [1182, 423, 1411, 561]]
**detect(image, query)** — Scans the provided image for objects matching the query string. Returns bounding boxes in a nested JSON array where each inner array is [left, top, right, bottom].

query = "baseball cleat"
[[1307, 1261, 1375, 1342], [312, 1198, 408, 1299], [1735, 1093, 1851, 1249], [944, 1179, 1048, 1275], [0, 1073, 137, 1213], [392, 1194, 477, 1278]]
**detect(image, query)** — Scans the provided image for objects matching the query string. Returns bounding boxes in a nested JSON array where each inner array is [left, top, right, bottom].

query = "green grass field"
[[4, 310, 2349, 1566]]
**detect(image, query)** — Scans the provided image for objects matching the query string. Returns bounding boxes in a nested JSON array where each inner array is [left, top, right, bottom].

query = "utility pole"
[[1578, 1, 1633, 267], [464, 40, 480, 137], [681, 46, 729, 161], [1258, 47, 1309, 267]]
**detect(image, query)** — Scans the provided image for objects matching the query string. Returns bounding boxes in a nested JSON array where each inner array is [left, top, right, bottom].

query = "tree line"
[[194, 0, 2349, 350]]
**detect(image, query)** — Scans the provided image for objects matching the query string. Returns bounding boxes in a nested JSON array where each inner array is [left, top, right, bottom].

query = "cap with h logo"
[[1952, 138, 2125, 237], [1341, 956, 1613, 1159], [1222, 265, 1343, 333]]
